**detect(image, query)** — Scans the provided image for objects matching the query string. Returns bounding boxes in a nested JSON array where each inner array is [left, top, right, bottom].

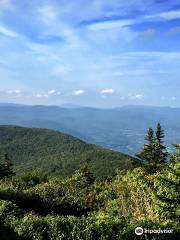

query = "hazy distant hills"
[[0, 125, 137, 177], [0, 103, 180, 155]]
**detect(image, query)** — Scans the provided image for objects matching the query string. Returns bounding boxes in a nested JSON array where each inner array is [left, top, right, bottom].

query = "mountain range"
[[0, 103, 180, 155]]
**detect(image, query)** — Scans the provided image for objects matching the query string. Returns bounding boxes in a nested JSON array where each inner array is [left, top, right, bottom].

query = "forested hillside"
[[0, 124, 179, 239], [0, 125, 137, 178]]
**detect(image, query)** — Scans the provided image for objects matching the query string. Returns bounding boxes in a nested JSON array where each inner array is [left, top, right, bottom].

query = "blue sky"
[[0, 0, 180, 107]]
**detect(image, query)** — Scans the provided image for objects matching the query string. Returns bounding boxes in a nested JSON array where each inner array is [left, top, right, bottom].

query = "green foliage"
[[0, 125, 179, 239], [0, 200, 22, 223], [136, 123, 168, 172], [155, 145, 180, 222], [0, 200, 23, 240], [106, 168, 160, 221], [0, 160, 179, 240], [0, 126, 138, 178], [154, 123, 168, 164], [0, 154, 15, 179], [136, 128, 156, 164], [10, 213, 48, 240], [19, 168, 48, 187]]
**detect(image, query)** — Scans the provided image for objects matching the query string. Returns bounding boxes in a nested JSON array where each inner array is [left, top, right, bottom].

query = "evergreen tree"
[[154, 122, 168, 163], [136, 123, 168, 171], [136, 128, 156, 164], [81, 159, 95, 185], [0, 154, 15, 179], [155, 145, 180, 221]]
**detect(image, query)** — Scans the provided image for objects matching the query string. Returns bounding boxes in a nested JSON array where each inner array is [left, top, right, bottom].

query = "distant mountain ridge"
[[0, 103, 180, 155]]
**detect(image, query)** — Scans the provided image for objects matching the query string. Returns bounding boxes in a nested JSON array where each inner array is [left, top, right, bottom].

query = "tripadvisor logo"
[[135, 226, 174, 236], [135, 227, 144, 236]]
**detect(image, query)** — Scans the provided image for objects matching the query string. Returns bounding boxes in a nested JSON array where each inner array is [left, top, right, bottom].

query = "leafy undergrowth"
[[0, 158, 179, 240]]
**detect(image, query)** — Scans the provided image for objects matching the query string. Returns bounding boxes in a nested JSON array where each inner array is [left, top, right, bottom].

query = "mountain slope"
[[0, 125, 138, 178]]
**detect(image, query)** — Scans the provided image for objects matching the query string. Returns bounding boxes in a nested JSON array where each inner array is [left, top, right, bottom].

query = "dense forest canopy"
[[0, 125, 138, 178], [0, 124, 179, 240]]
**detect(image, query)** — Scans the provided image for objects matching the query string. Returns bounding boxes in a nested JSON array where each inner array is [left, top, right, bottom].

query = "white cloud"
[[6, 89, 22, 94], [88, 19, 134, 31], [37, 5, 58, 25], [1, 89, 61, 100], [0, 0, 14, 10], [100, 88, 115, 94], [48, 89, 56, 95], [0, 25, 19, 38], [26, 42, 61, 60], [34, 93, 48, 98], [157, 10, 180, 20], [128, 94, 144, 100], [146, 10, 180, 21], [1, 1, 180, 107], [86, 20, 138, 48], [34, 90, 61, 98], [47, 89, 61, 96], [72, 89, 85, 96], [135, 94, 144, 99]]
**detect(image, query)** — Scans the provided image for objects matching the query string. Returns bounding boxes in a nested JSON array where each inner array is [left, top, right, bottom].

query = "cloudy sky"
[[0, 0, 180, 107]]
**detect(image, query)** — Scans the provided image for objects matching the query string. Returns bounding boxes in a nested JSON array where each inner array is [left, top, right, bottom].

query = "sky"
[[0, 0, 180, 107]]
